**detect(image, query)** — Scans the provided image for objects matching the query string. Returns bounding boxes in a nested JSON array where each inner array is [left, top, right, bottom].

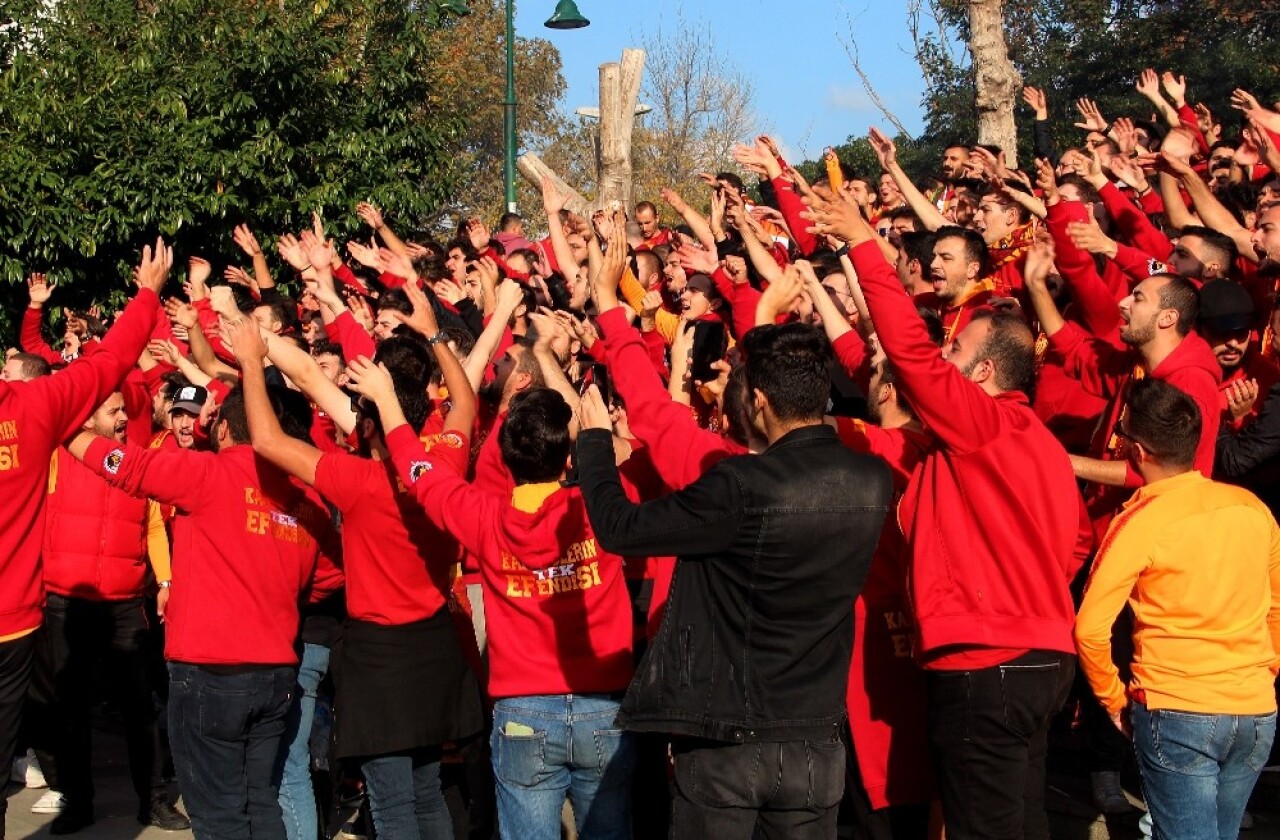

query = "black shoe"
[[139, 799, 190, 831], [49, 807, 94, 835]]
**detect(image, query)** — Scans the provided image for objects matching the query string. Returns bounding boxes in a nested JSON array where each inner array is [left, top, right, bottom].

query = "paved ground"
[[6, 728, 1280, 839]]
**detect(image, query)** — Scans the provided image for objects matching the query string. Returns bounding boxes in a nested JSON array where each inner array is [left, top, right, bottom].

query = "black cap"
[[169, 385, 208, 416], [1198, 280, 1255, 334]]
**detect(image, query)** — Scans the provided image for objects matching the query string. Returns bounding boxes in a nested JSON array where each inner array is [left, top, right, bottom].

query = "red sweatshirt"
[[1097, 182, 1173, 265], [386, 425, 633, 699], [596, 307, 745, 491], [849, 241, 1086, 662], [0, 290, 160, 638], [80, 440, 335, 665], [313, 447, 466, 625], [834, 418, 935, 808]]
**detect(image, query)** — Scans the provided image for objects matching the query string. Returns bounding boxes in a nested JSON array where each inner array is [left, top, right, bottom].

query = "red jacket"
[[43, 448, 149, 601], [0, 290, 160, 637], [386, 425, 633, 700], [850, 241, 1086, 660], [81, 440, 337, 665]]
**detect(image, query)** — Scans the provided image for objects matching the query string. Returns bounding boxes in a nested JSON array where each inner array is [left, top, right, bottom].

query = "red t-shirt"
[[314, 443, 467, 625]]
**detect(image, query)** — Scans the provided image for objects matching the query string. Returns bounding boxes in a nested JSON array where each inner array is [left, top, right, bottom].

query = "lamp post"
[[440, 0, 589, 214]]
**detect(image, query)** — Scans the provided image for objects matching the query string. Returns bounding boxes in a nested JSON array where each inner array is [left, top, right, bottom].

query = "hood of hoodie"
[[1151, 331, 1223, 387], [499, 483, 592, 571]]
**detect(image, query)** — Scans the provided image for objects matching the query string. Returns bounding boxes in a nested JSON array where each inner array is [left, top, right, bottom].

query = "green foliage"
[[0, 0, 467, 337]]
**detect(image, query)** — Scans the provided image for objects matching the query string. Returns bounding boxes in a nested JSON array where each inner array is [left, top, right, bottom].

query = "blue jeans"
[[276, 643, 329, 840], [169, 662, 295, 840], [490, 694, 635, 840], [1131, 702, 1277, 840], [360, 749, 451, 839]]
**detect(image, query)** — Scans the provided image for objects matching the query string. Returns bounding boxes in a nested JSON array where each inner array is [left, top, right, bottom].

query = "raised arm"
[[232, 224, 275, 292], [357, 203, 411, 260], [396, 279, 478, 438], [463, 277, 522, 392], [870, 128, 949, 231], [229, 320, 322, 485]]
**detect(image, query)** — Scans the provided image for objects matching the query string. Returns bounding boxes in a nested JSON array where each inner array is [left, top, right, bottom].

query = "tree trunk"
[[597, 49, 646, 211], [515, 153, 592, 217], [968, 0, 1020, 168]]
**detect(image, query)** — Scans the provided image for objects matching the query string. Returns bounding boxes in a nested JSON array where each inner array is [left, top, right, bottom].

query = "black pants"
[[669, 736, 845, 839], [35, 594, 165, 811], [0, 632, 36, 832], [927, 650, 1074, 840]]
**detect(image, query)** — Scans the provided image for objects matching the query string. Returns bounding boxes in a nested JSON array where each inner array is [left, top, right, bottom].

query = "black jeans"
[[0, 632, 36, 832], [168, 662, 295, 840], [927, 650, 1075, 840], [669, 736, 846, 839], [34, 594, 165, 811]]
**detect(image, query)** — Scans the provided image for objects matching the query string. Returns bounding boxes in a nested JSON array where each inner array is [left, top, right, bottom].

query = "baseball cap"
[[1198, 280, 1254, 334], [170, 385, 208, 416]]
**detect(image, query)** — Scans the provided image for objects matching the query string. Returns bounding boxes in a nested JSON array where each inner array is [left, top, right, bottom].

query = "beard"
[[1119, 318, 1156, 346]]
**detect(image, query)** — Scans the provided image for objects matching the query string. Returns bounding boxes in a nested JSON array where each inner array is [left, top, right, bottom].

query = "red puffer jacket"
[[43, 448, 149, 601]]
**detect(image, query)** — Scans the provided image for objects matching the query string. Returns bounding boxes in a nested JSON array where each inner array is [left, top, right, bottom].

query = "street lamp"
[[439, 1, 590, 213]]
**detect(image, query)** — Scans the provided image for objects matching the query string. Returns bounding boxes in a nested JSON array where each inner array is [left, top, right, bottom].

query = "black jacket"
[[1216, 378, 1280, 513], [576, 424, 892, 743]]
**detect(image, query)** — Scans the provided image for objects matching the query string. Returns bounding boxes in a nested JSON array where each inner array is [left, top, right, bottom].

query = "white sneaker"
[[31, 789, 66, 814], [11, 749, 47, 789]]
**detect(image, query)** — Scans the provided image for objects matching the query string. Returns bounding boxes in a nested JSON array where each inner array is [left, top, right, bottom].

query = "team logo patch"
[[409, 461, 432, 483], [103, 449, 124, 475], [439, 432, 465, 450]]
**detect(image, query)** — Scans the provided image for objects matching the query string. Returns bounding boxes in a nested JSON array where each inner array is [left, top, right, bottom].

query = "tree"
[[968, 0, 1021, 164], [0, 0, 471, 335]]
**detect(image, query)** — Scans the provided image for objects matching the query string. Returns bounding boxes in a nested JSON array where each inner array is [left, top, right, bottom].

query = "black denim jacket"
[[576, 424, 892, 743]]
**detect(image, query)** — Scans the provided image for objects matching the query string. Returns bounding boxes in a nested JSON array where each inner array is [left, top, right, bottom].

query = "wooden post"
[[969, 0, 1020, 167], [515, 152, 592, 217]]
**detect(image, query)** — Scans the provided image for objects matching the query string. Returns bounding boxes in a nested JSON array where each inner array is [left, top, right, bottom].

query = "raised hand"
[[164, 298, 199, 331], [224, 266, 257, 291], [347, 239, 381, 269], [731, 141, 773, 177], [495, 278, 524, 314], [188, 257, 212, 288], [466, 218, 491, 252], [474, 255, 501, 290], [1022, 230, 1057, 295], [868, 127, 897, 170], [575, 383, 612, 433], [757, 263, 805, 322], [674, 242, 719, 276], [722, 254, 750, 285], [1107, 153, 1150, 193], [1022, 86, 1048, 119], [345, 356, 397, 403], [639, 290, 663, 320], [1135, 69, 1163, 102], [232, 224, 263, 258], [802, 185, 866, 244], [1160, 71, 1187, 107], [395, 279, 442, 339], [226, 317, 268, 365], [376, 247, 415, 280], [432, 280, 464, 306], [135, 237, 173, 295], [1067, 217, 1118, 258], [27, 272, 55, 307], [1110, 117, 1139, 155], [591, 211, 629, 295], [277, 233, 309, 271], [300, 230, 336, 273], [147, 339, 182, 367], [1073, 97, 1107, 132], [659, 187, 689, 215], [540, 175, 571, 215], [1226, 378, 1260, 422], [1231, 88, 1268, 120], [356, 202, 385, 231]]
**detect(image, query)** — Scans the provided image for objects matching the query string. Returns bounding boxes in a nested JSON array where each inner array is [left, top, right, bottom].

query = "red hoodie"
[[386, 425, 633, 700], [80, 440, 337, 665], [1048, 321, 1222, 535], [849, 241, 1087, 663], [0, 290, 160, 638]]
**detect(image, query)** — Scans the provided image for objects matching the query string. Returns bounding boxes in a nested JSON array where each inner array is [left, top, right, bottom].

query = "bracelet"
[[158, 580, 172, 589], [426, 331, 448, 346], [834, 244, 850, 257]]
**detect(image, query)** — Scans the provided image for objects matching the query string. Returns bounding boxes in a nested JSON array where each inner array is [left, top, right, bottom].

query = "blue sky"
[[517, 0, 937, 163]]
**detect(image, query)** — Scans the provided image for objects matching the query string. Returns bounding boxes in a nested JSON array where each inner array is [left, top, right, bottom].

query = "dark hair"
[[807, 250, 842, 279], [884, 205, 920, 226], [254, 299, 296, 333], [633, 250, 661, 283], [280, 333, 309, 354], [918, 307, 945, 347], [986, 180, 1034, 223], [377, 288, 413, 317], [875, 360, 914, 417], [375, 335, 434, 386], [634, 201, 658, 216], [442, 326, 476, 357], [968, 310, 1037, 397], [218, 384, 312, 446], [714, 172, 746, 193], [500, 387, 572, 484], [721, 364, 754, 448], [934, 225, 990, 276], [1124, 378, 1201, 468], [1058, 174, 1100, 205], [160, 370, 191, 401], [311, 340, 345, 366], [740, 323, 832, 422], [899, 231, 937, 268], [1153, 273, 1200, 337], [1177, 225, 1239, 274], [498, 212, 523, 231], [416, 254, 449, 282], [446, 238, 477, 260], [8, 352, 50, 379]]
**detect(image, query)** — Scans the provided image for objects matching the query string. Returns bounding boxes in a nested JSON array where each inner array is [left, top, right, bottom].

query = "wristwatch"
[[158, 580, 172, 589], [426, 332, 448, 346]]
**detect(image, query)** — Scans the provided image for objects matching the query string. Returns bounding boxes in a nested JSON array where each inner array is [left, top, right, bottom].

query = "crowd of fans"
[[1, 67, 1279, 840]]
